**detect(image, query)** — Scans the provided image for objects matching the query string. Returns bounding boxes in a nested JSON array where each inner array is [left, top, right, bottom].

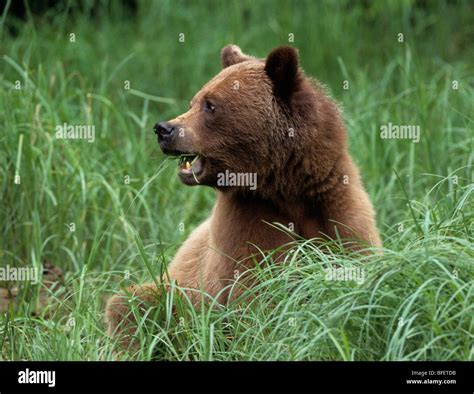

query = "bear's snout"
[[154, 121, 176, 139], [154, 121, 181, 153]]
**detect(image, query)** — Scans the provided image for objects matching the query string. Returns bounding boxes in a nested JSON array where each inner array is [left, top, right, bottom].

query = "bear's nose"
[[154, 122, 176, 138]]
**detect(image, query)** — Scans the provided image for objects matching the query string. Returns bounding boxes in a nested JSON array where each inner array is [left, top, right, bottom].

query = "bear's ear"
[[221, 44, 253, 68], [264, 46, 299, 101]]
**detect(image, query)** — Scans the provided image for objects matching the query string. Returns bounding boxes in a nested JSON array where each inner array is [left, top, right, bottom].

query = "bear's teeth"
[[185, 161, 191, 169]]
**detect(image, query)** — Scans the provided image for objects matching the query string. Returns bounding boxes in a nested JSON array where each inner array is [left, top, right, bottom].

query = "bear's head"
[[154, 45, 346, 200]]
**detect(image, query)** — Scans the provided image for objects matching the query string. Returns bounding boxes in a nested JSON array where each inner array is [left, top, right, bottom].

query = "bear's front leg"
[[105, 220, 212, 352], [105, 282, 165, 352]]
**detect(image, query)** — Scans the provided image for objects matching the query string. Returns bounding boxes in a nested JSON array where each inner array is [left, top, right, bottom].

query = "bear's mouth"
[[177, 154, 205, 184]]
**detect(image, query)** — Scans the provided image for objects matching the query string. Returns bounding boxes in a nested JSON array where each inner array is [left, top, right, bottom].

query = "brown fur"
[[106, 45, 382, 349]]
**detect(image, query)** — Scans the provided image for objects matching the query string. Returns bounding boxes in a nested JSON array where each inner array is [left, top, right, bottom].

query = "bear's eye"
[[203, 100, 216, 113]]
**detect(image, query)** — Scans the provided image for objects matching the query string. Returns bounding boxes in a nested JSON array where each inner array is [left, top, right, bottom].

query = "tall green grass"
[[0, 0, 473, 360]]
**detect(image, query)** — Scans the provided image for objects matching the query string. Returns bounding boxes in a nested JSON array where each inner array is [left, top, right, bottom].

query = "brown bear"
[[106, 44, 382, 347]]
